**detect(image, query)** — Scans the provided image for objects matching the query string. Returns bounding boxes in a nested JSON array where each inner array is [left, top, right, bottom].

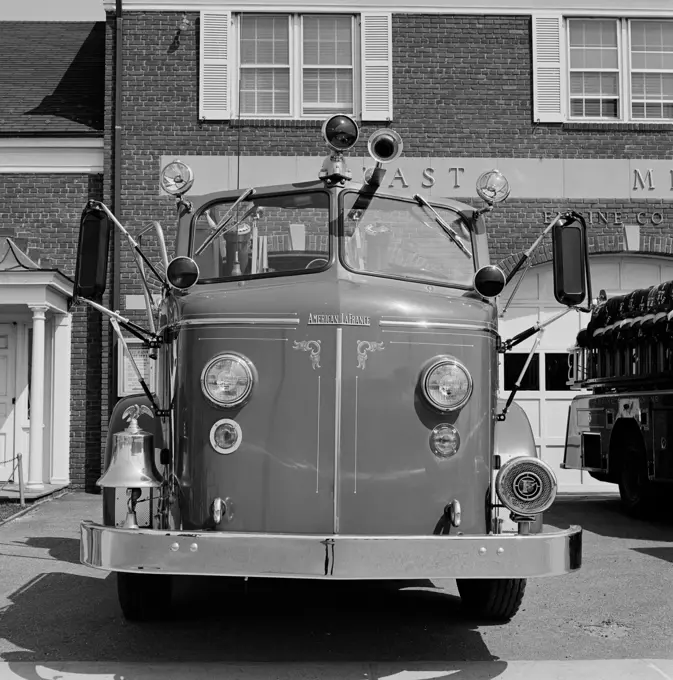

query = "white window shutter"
[[361, 13, 393, 122], [532, 15, 565, 123], [200, 11, 231, 120]]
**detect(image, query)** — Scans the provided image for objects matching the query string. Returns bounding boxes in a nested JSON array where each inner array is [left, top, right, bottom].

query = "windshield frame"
[[338, 190, 478, 291], [188, 188, 334, 285]]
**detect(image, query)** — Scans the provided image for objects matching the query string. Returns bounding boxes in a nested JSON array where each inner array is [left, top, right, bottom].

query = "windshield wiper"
[[413, 194, 472, 258], [195, 187, 255, 257]]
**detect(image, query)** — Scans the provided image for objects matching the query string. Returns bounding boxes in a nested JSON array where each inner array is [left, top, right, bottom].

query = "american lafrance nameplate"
[[308, 313, 371, 326]]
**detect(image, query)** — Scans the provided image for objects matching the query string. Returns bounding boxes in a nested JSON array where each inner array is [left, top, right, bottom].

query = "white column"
[[50, 313, 72, 484], [26, 305, 47, 491]]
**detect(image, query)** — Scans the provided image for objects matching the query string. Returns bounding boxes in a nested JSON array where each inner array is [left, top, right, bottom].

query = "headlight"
[[201, 353, 254, 407], [495, 456, 557, 515], [420, 357, 472, 412]]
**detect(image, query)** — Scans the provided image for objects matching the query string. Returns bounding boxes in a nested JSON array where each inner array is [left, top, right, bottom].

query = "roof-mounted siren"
[[319, 114, 360, 185], [364, 128, 404, 187]]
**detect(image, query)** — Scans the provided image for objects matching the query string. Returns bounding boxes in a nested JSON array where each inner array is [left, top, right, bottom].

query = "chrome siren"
[[365, 128, 404, 187]]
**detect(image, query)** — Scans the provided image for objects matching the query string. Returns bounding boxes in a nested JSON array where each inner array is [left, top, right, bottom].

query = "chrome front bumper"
[[80, 521, 582, 579]]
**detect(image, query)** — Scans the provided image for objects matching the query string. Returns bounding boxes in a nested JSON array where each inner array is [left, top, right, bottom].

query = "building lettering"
[[422, 167, 436, 188], [449, 167, 465, 188], [543, 210, 666, 226], [633, 168, 656, 191], [388, 168, 409, 188]]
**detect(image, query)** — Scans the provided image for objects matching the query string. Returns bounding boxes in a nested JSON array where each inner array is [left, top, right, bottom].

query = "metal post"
[[17, 452, 25, 507]]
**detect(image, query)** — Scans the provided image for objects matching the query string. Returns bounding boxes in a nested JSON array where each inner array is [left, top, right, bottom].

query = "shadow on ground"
[[0, 540, 506, 674], [545, 498, 673, 541]]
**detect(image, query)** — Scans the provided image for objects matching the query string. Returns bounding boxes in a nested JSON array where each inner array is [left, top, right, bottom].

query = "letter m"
[[633, 168, 655, 191]]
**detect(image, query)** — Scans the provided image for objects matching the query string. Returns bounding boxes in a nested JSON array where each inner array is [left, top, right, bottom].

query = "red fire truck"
[[74, 115, 588, 623], [565, 283, 673, 517]]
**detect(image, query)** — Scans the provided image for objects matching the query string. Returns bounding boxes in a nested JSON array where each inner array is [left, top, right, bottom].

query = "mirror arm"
[[91, 201, 167, 286], [109, 317, 162, 416], [74, 296, 157, 344], [505, 212, 564, 286], [135, 239, 158, 337], [137, 220, 169, 273], [500, 306, 575, 353], [497, 332, 545, 421]]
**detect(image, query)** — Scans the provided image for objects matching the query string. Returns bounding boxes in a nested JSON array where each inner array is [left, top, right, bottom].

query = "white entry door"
[[0, 324, 17, 482], [498, 255, 673, 492]]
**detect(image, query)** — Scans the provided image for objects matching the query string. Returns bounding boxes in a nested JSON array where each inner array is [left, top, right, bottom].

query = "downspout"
[[111, 0, 123, 411]]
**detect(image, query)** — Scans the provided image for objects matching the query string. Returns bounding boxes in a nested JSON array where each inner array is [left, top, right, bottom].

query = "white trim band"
[[0, 138, 104, 174]]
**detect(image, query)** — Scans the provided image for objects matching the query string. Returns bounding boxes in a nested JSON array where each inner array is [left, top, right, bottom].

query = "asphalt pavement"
[[0, 492, 671, 679]]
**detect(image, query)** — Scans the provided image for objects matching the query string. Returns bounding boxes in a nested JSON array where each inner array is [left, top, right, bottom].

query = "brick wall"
[[0, 172, 104, 489], [109, 11, 673, 268]]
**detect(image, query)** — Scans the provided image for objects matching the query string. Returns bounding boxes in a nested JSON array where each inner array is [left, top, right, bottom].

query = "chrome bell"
[[96, 404, 162, 489]]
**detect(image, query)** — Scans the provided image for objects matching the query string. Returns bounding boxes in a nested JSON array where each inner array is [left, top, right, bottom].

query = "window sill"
[[560, 121, 673, 132], [200, 119, 330, 128]]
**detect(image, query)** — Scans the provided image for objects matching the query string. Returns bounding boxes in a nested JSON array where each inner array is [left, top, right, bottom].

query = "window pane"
[[545, 354, 572, 391], [240, 67, 290, 115], [504, 354, 540, 391], [602, 99, 619, 117], [303, 15, 352, 66], [663, 103, 673, 118], [241, 15, 289, 65], [303, 68, 353, 106], [632, 101, 645, 118]]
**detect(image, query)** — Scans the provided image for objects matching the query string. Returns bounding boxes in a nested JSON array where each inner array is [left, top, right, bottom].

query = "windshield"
[[191, 191, 329, 283], [340, 192, 475, 287]]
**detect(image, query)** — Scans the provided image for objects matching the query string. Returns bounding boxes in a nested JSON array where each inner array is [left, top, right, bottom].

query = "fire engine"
[[75, 115, 587, 623], [565, 281, 673, 518]]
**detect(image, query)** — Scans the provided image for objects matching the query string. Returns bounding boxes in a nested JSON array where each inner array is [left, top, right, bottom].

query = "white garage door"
[[498, 255, 673, 493]]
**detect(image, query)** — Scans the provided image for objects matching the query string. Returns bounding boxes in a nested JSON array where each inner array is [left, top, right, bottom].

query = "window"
[[200, 11, 392, 122], [238, 14, 354, 118], [504, 354, 540, 391], [568, 20, 620, 119], [533, 16, 673, 123], [191, 191, 329, 283], [341, 193, 475, 289]]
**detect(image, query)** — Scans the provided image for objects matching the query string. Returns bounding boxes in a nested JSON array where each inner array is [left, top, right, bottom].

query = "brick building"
[[2, 1, 673, 492], [0, 22, 105, 493]]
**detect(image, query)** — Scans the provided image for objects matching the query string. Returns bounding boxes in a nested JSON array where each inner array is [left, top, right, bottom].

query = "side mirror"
[[552, 215, 587, 307], [74, 202, 111, 300]]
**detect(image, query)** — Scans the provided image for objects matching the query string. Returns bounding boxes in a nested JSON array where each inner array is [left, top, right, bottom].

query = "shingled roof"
[[0, 22, 104, 136]]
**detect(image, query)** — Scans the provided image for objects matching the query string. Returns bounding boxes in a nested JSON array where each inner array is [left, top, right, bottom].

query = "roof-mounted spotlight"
[[160, 159, 194, 197], [321, 114, 360, 152], [319, 114, 359, 185], [474, 169, 510, 218]]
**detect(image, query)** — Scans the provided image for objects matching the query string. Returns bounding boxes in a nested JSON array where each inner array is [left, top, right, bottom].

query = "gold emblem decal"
[[308, 313, 370, 326], [293, 340, 322, 369], [357, 340, 385, 369]]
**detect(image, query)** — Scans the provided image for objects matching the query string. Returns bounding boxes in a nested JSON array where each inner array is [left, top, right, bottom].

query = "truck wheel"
[[618, 440, 655, 519], [456, 578, 526, 622], [117, 572, 172, 622]]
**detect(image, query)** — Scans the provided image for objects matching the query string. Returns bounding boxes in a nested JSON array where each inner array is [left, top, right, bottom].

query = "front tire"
[[456, 578, 526, 622], [117, 572, 172, 622]]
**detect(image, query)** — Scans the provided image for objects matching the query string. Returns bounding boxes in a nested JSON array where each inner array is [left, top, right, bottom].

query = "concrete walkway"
[[0, 492, 671, 680]]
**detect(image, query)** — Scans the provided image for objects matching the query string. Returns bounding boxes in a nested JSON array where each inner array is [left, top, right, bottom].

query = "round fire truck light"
[[201, 353, 255, 407], [160, 159, 194, 195], [476, 169, 510, 204], [167, 256, 199, 290], [421, 357, 473, 412], [429, 423, 460, 459], [495, 456, 557, 515], [210, 419, 243, 454], [474, 265, 506, 299], [322, 114, 359, 151]]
